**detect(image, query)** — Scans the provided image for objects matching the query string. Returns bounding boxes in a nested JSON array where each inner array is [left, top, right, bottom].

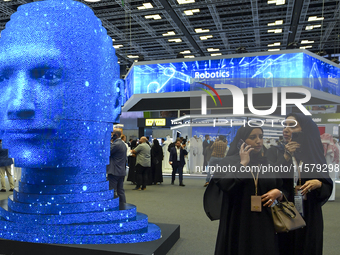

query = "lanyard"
[[250, 165, 260, 196], [292, 156, 303, 187]]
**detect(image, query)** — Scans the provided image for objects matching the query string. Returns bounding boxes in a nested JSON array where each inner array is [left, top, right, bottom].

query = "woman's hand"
[[239, 143, 254, 166], [261, 189, 282, 207], [285, 141, 300, 155], [300, 179, 322, 195]]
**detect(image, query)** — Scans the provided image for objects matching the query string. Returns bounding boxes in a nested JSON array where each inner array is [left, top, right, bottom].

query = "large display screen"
[[125, 51, 340, 100]]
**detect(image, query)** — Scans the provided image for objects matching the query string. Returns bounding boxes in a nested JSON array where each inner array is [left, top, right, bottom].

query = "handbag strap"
[[277, 195, 297, 219]]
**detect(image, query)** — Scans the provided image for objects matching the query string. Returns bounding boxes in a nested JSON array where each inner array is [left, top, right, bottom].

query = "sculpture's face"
[[0, 0, 124, 168]]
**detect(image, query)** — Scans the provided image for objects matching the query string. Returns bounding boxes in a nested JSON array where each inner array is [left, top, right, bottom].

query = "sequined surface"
[[0, 0, 161, 244]]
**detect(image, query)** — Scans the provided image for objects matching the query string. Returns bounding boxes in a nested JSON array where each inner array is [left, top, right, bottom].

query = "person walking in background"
[[127, 140, 137, 185], [151, 139, 164, 185], [169, 138, 188, 186], [204, 135, 227, 187], [106, 130, 127, 208], [202, 135, 211, 174], [0, 139, 14, 192], [131, 136, 151, 191]]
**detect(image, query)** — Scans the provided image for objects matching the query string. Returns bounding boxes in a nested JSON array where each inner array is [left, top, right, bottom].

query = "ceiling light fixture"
[[168, 38, 182, 43], [267, 0, 285, 5], [184, 9, 200, 15], [127, 55, 139, 59], [268, 42, 281, 47], [184, 55, 195, 58], [84, 0, 101, 2], [300, 45, 313, 49], [162, 31, 176, 36], [207, 48, 219, 52], [308, 16, 324, 22], [268, 49, 280, 51], [267, 20, 283, 26], [301, 40, 314, 44], [177, 0, 195, 4], [267, 28, 282, 33], [180, 50, 191, 54], [137, 3, 154, 10], [113, 45, 123, 49], [305, 25, 321, 30], [145, 14, 162, 20], [195, 28, 210, 33], [200, 35, 213, 40], [211, 53, 222, 56]]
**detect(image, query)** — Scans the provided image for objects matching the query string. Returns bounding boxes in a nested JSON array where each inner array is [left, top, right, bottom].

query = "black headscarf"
[[227, 126, 266, 164], [152, 139, 162, 154], [286, 113, 326, 165], [130, 140, 137, 150]]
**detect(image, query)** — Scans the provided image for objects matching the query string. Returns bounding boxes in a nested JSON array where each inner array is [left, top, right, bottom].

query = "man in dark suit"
[[106, 130, 127, 208], [169, 138, 188, 186]]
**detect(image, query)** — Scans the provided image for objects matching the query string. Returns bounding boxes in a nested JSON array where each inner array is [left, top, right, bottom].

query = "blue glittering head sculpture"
[[0, 0, 161, 244], [0, 0, 125, 168]]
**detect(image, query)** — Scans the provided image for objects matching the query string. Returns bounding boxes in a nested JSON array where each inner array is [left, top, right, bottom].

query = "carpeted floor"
[[0, 176, 339, 255]]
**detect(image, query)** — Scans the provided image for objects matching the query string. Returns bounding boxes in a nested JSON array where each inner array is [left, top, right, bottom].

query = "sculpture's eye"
[[31, 68, 63, 84]]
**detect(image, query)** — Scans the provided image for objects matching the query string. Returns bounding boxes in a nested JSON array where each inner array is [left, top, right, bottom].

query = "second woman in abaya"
[[204, 126, 283, 255]]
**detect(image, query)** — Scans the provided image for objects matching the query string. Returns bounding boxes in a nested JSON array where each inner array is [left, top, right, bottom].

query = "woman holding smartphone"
[[204, 125, 283, 255], [277, 113, 333, 255]]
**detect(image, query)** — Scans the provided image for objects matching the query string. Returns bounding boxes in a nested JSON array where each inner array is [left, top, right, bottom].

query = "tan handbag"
[[271, 195, 306, 233]]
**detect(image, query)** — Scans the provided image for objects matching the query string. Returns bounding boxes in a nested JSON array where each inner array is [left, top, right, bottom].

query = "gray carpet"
[[0, 177, 339, 255]]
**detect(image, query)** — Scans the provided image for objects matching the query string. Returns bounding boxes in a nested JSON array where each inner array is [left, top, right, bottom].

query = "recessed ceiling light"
[[184, 9, 200, 15], [268, 49, 280, 51], [127, 55, 139, 59], [308, 16, 324, 22], [145, 14, 162, 20], [177, 0, 195, 4], [301, 40, 314, 44], [112, 38, 115, 42], [168, 38, 182, 43], [113, 45, 123, 49], [162, 31, 176, 36], [184, 55, 195, 58], [180, 50, 191, 54], [267, 28, 282, 33], [211, 53, 222, 56], [207, 48, 219, 52], [137, 3, 154, 10], [195, 28, 210, 33], [200, 35, 213, 40]]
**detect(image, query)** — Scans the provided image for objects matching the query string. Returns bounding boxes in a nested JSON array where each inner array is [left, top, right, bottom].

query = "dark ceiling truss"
[[0, 0, 338, 67]]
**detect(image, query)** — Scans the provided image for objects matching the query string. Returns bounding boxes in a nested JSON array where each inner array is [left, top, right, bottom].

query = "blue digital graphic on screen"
[[125, 52, 340, 100], [192, 126, 241, 145], [0, 0, 160, 244]]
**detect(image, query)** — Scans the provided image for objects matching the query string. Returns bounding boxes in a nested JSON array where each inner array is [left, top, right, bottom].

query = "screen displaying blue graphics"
[[125, 51, 340, 100], [192, 126, 241, 145], [0, 0, 160, 245]]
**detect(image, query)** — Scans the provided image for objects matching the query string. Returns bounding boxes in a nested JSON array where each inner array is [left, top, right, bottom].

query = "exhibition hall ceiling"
[[0, 0, 339, 69]]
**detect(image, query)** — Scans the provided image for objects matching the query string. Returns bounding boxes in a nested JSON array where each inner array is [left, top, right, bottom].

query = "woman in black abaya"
[[204, 126, 283, 255], [151, 139, 163, 184], [127, 140, 137, 184], [278, 113, 333, 255]]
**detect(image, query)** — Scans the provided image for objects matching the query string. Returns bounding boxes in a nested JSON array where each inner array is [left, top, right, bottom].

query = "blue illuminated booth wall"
[[125, 50, 340, 100]]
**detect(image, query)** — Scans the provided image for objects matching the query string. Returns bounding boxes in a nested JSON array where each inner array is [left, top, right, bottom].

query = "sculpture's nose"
[[7, 71, 35, 120]]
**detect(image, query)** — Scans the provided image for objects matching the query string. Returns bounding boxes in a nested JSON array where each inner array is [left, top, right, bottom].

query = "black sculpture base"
[[0, 223, 180, 255]]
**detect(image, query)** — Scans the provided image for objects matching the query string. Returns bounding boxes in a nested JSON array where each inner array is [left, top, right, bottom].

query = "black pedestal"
[[0, 223, 180, 255]]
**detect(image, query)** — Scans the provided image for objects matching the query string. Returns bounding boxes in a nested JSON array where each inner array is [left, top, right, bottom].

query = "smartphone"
[[291, 131, 304, 144], [237, 139, 248, 150]]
